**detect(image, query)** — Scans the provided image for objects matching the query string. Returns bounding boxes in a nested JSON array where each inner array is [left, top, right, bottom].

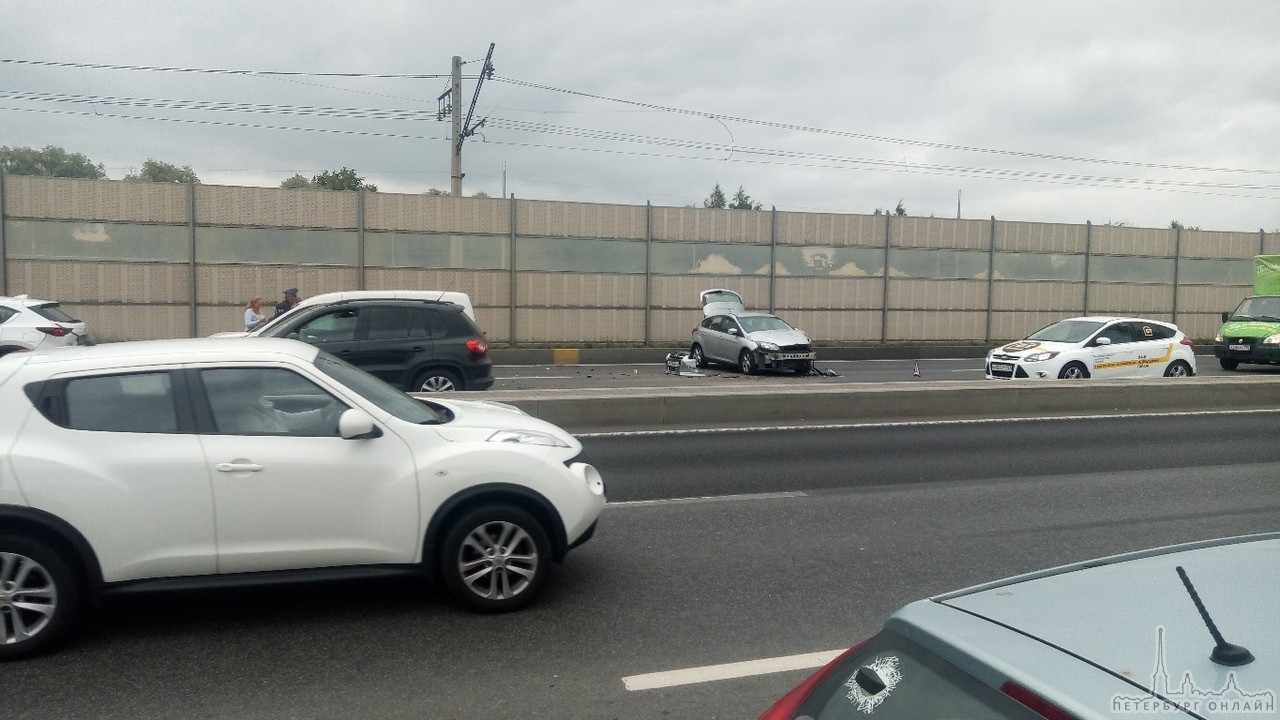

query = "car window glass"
[[740, 315, 792, 333], [295, 309, 359, 343], [32, 303, 79, 323], [427, 309, 449, 339], [364, 307, 415, 340], [312, 352, 447, 424], [65, 372, 178, 433], [799, 630, 1040, 720], [1097, 323, 1133, 345], [1135, 322, 1172, 341], [0, 307, 15, 323], [200, 367, 344, 436]]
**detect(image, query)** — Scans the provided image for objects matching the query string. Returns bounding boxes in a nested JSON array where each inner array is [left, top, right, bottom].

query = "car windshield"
[[1025, 320, 1103, 344], [313, 351, 448, 424], [1231, 296, 1280, 321], [739, 315, 794, 333]]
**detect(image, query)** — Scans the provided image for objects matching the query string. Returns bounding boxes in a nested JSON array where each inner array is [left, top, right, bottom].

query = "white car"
[[213, 290, 476, 338], [986, 316, 1197, 380], [0, 294, 92, 357], [0, 337, 604, 659]]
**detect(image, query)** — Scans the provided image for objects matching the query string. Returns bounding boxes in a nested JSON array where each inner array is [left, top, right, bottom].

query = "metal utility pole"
[[449, 56, 463, 196], [444, 43, 496, 197]]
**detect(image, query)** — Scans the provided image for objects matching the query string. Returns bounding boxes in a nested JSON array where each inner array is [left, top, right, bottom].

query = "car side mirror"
[[338, 408, 382, 440], [728, 328, 740, 336], [1095, 337, 1112, 346], [1221, 311, 1229, 322]]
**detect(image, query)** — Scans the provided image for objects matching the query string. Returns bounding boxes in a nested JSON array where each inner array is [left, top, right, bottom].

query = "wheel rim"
[[740, 352, 754, 374], [1169, 363, 1189, 377], [0, 552, 58, 646], [456, 521, 539, 600], [420, 375, 457, 392], [1063, 365, 1085, 379], [691, 347, 703, 365]]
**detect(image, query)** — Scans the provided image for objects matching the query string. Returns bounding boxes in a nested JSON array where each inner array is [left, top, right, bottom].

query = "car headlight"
[[1024, 351, 1059, 362], [1214, 334, 1223, 343], [1263, 334, 1280, 345], [488, 429, 570, 447], [756, 342, 780, 352]]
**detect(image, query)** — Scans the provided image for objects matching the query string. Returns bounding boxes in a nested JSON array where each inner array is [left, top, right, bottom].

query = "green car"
[[1214, 256, 1280, 371]]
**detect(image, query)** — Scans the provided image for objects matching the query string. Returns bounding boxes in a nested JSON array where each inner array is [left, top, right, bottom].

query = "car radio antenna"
[[1175, 566, 1254, 666]]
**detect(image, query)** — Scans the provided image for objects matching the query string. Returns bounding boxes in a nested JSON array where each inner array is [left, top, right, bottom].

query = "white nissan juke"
[[0, 338, 605, 660]]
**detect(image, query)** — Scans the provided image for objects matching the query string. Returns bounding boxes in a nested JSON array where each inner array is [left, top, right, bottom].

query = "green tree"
[[0, 145, 106, 178], [125, 159, 199, 184], [728, 185, 763, 210], [311, 167, 377, 192], [1170, 220, 1201, 231], [703, 183, 727, 208], [894, 200, 907, 216], [280, 174, 316, 189]]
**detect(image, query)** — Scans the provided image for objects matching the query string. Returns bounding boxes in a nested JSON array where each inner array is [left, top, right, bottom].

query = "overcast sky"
[[3, 1, 1278, 233]]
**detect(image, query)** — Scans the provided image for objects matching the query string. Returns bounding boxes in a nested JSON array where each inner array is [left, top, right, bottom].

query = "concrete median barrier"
[[468, 376, 1280, 431]]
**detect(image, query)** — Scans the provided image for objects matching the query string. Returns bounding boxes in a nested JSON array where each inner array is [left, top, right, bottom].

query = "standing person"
[[274, 287, 301, 318], [244, 296, 267, 332]]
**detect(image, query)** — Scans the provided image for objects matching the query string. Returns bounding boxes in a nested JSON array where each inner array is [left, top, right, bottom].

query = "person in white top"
[[244, 296, 266, 332]]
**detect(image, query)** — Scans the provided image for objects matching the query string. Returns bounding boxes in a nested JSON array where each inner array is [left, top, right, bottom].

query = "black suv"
[[260, 298, 493, 391]]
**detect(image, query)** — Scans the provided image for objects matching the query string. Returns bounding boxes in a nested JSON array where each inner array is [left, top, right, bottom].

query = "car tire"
[[689, 344, 707, 369], [739, 350, 757, 375], [415, 368, 462, 392], [1164, 360, 1193, 378], [1219, 358, 1239, 371], [1058, 362, 1089, 379], [0, 536, 81, 661], [439, 505, 551, 613]]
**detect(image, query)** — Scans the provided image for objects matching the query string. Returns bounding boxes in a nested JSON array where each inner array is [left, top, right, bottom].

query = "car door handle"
[[217, 462, 264, 473]]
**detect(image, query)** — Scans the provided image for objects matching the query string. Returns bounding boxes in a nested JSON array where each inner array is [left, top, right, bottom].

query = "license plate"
[[777, 352, 816, 360], [1229, 344, 1249, 352], [991, 362, 1014, 373]]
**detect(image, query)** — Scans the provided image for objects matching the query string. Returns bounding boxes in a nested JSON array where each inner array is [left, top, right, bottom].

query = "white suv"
[[0, 294, 93, 357], [0, 338, 605, 660]]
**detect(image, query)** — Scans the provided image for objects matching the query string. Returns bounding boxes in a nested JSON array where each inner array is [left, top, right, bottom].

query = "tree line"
[[1, 144, 379, 191]]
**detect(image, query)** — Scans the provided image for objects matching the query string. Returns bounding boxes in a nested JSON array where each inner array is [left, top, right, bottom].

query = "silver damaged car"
[[690, 289, 816, 374]]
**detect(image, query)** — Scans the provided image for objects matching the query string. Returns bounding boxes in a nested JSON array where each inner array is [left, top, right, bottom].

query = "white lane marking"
[[623, 649, 844, 691], [576, 408, 1280, 438], [495, 375, 574, 380], [607, 491, 806, 508]]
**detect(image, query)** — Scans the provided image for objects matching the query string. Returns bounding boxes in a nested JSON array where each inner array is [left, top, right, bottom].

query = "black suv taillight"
[[466, 337, 488, 355]]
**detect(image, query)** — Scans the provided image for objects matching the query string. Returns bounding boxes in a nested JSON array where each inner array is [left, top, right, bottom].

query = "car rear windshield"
[[1026, 320, 1103, 343], [31, 303, 80, 323], [793, 629, 1040, 719]]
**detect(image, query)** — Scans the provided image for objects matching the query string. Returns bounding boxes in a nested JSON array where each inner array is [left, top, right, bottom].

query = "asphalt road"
[[491, 356, 1280, 391], [8, 412, 1278, 720]]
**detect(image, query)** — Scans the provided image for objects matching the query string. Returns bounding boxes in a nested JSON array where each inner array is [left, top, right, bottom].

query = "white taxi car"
[[985, 316, 1196, 380], [0, 338, 605, 659]]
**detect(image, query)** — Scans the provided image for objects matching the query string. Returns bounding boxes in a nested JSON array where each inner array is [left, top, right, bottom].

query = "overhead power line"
[[493, 77, 1280, 177], [0, 57, 449, 79], [3, 57, 1278, 202]]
